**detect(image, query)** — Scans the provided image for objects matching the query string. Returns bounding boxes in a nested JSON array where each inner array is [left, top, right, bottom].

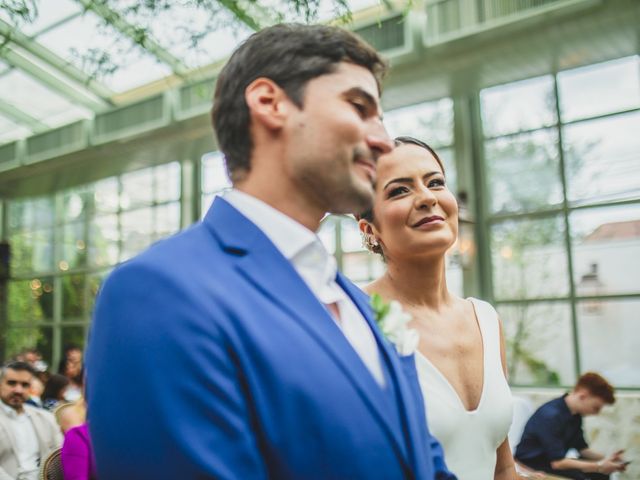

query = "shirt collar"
[[0, 400, 27, 419], [223, 190, 338, 297], [223, 189, 317, 260]]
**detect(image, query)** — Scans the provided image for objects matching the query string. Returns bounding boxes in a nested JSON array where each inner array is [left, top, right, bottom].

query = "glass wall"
[[481, 56, 640, 388], [4, 162, 181, 369], [3, 55, 638, 391]]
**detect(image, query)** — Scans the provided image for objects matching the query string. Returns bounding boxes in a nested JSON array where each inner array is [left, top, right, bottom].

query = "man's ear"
[[245, 77, 290, 130]]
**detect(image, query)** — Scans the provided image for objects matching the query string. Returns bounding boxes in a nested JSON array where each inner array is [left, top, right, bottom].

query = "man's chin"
[[329, 185, 373, 216]]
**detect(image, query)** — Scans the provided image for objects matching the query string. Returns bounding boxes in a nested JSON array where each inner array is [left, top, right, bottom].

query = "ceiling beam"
[[2, 45, 108, 111], [215, 0, 263, 31], [77, 0, 190, 77], [0, 97, 49, 133], [0, 18, 114, 102]]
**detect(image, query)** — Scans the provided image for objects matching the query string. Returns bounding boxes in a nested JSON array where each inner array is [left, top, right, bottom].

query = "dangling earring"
[[362, 233, 379, 252]]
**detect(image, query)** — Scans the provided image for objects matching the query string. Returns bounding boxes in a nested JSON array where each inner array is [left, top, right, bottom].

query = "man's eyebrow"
[[383, 171, 441, 190]]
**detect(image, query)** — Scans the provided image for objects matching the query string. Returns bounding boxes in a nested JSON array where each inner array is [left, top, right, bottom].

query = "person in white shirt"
[[0, 361, 62, 480]]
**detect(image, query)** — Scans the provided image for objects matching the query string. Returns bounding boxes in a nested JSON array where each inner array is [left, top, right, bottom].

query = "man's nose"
[[366, 121, 394, 156]]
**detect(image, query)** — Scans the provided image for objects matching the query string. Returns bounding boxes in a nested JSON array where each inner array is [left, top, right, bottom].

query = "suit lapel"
[[337, 274, 425, 474], [203, 198, 411, 469], [0, 408, 22, 463]]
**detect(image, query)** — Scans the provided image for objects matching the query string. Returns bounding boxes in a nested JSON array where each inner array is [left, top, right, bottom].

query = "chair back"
[[39, 447, 63, 480]]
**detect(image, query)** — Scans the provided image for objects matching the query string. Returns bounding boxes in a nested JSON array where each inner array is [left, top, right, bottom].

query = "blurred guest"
[[57, 397, 87, 434], [25, 375, 44, 408], [62, 422, 96, 480], [19, 348, 48, 374], [42, 374, 70, 411], [58, 345, 83, 402], [516, 372, 627, 479], [0, 361, 62, 480]]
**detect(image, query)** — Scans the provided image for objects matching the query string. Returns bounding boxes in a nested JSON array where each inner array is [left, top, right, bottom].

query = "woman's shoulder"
[[465, 296, 499, 318]]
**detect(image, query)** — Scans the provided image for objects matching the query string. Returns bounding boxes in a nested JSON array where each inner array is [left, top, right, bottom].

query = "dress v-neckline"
[[416, 297, 486, 413]]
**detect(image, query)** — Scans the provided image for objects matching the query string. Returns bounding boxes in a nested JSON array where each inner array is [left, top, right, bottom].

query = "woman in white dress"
[[358, 136, 517, 480]]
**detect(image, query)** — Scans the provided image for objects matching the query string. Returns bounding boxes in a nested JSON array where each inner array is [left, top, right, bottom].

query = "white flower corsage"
[[370, 293, 419, 356]]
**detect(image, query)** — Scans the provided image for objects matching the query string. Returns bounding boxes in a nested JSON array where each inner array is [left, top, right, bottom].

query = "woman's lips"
[[412, 215, 445, 228]]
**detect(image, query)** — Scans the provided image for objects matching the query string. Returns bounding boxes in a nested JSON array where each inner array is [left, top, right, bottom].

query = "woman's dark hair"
[[42, 374, 70, 402], [359, 136, 444, 223], [212, 23, 387, 183]]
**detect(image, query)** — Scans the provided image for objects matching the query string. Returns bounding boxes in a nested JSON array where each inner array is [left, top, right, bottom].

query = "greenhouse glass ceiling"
[[0, 0, 379, 145]]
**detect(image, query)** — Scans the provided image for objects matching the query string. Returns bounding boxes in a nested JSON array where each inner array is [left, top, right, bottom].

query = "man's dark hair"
[[575, 372, 615, 405], [212, 23, 387, 183], [359, 136, 445, 224], [1, 361, 36, 380]]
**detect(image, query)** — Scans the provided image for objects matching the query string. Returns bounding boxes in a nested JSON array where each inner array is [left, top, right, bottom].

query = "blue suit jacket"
[[86, 198, 454, 479]]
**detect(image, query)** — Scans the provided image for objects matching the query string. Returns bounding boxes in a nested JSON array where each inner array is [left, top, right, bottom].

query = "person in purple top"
[[62, 423, 96, 480]]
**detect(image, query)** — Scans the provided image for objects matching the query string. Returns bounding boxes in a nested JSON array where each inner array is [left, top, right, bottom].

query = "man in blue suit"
[[86, 23, 455, 479]]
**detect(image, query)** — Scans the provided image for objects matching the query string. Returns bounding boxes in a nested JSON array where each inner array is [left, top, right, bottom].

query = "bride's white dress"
[[415, 298, 514, 480]]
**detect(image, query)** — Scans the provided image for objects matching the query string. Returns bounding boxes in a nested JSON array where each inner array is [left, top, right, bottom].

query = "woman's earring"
[[362, 234, 379, 251]]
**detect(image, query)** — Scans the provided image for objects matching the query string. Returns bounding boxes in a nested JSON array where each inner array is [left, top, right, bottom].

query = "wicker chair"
[[39, 447, 64, 480]]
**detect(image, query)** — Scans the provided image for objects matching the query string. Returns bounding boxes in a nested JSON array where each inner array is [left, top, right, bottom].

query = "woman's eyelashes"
[[387, 185, 409, 198], [428, 177, 446, 188], [385, 177, 446, 198]]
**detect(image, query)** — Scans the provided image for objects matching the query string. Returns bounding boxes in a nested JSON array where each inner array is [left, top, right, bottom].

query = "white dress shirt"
[[0, 402, 40, 480], [224, 190, 385, 386]]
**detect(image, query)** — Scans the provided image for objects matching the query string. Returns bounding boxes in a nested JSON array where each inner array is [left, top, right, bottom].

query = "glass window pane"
[[61, 325, 87, 354], [37, 12, 172, 92], [437, 147, 457, 197], [88, 270, 111, 315], [121, 168, 154, 209], [499, 301, 575, 386], [93, 177, 120, 214], [485, 129, 562, 214], [385, 99, 454, 147], [571, 204, 640, 296], [340, 216, 365, 253], [155, 162, 181, 203], [491, 216, 569, 300], [20, 0, 82, 36], [89, 214, 119, 267], [155, 202, 181, 239], [10, 229, 55, 275], [559, 56, 640, 122], [481, 76, 556, 137], [121, 4, 253, 68], [62, 190, 87, 223], [445, 256, 463, 298], [5, 326, 53, 366], [120, 208, 154, 261], [8, 277, 55, 323], [8, 197, 55, 231], [201, 152, 231, 194], [62, 274, 86, 320], [342, 251, 385, 285], [577, 298, 640, 387], [0, 70, 90, 125], [563, 111, 640, 205], [318, 216, 337, 254], [59, 222, 87, 269]]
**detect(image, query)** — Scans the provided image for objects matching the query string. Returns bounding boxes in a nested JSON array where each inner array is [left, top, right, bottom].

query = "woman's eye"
[[388, 186, 407, 197], [429, 178, 445, 188]]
